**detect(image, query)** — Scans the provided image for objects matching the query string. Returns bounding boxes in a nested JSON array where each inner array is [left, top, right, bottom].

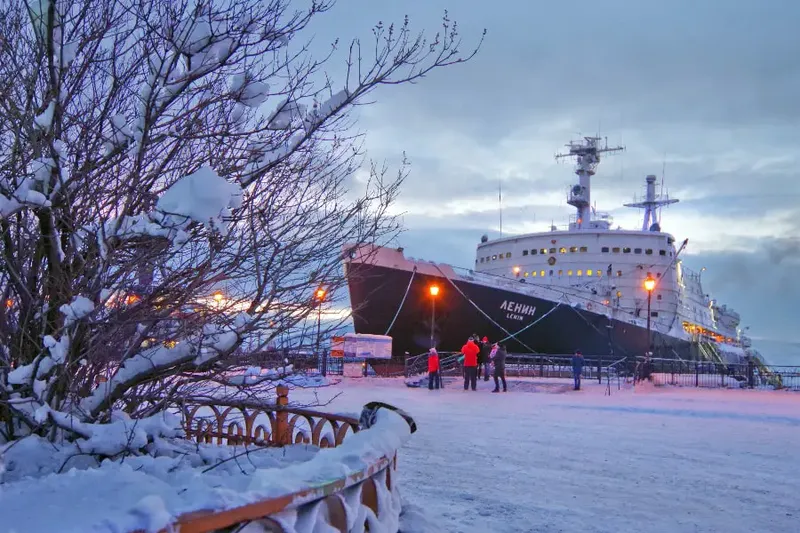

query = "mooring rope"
[[433, 264, 539, 353], [384, 266, 417, 336]]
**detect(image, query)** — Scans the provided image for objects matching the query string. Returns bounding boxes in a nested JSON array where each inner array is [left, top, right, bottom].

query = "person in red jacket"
[[427, 348, 441, 390], [461, 337, 480, 391]]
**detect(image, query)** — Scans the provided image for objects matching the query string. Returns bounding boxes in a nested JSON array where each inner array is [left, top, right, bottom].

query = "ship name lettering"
[[499, 300, 536, 321]]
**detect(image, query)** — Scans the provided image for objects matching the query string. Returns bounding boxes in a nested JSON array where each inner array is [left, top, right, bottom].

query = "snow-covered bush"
[[0, 0, 481, 456]]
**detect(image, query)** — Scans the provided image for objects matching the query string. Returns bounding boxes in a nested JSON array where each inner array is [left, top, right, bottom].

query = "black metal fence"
[[636, 357, 800, 390]]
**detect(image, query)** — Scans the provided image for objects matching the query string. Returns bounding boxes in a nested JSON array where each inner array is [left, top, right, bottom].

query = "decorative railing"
[[145, 386, 416, 532]]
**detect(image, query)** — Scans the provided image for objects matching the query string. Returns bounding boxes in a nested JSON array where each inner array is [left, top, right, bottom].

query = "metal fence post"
[[321, 349, 328, 377], [695, 362, 699, 387], [598, 358, 602, 384]]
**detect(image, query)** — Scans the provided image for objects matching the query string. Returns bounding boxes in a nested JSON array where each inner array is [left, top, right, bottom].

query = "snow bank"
[[0, 408, 411, 533]]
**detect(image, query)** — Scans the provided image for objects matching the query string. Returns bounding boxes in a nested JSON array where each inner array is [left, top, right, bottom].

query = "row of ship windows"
[[481, 247, 669, 262], [521, 269, 663, 282]]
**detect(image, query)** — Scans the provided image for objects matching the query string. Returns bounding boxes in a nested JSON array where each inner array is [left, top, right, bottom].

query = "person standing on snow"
[[427, 348, 442, 390], [479, 336, 492, 381], [491, 342, 508, 393], [461, 337, 480, 391], [571, 350, 585, 390]]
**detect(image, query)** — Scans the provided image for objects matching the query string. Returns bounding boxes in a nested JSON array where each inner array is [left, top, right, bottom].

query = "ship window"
[[540, 248, 547, 254], [505, 252, 512, 258], [616, 291, 622, 298], [623, 247, 631, 253], [567, 270, 573, 276], [549, 248, 556, 254], [558, 269, 563, 276], [531, 249, 538, 255], [651, 311, 659, 317], [657, 294, 662, 300], [569, 246, 577, 253], [580, 246, 588, 252], [531, 271, 537, 277], [522, 250, 528, 256], [540, 270, 546, 277], [616, 270, 622, 277], [645, 249, 653, 255], [612, 247, 620, 253], [596, 270, 602, 277], [480, 258, 484, 263], [659, 250, 666, 256], [634, 248, 642, 254], [524, 271, 529, 277], [549, 270, 554, 276], [601, 247, 609, 253], [577, 270, 583, 276], [586, 270, 593, 277], [559, 247, 567, 254], [492, 255, 497, 260], [656, 273, 661, 278]]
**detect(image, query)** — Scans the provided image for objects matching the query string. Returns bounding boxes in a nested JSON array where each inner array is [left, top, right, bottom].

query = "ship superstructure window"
[[602, 247, 609, 253], [540, 248, 547, 254], [634, 248, 642, 254], [505, 252, 512, 258], [616, 291, 622, 298], [549, 270, 554, 276], [531, 249, 538, 255], [656, 273, 661, 278], [567, 270, 573, 276], [623, 247, 631, 253], [559, 247, 567, 254], [651, 311, 659, 317], [480, 258, 484, 263], [524, 271, 529, 277], [616, 270, 622, 277], [492, 255, 497, 260], [612, 247, 620, 253], [577, 270, 583, 276], [657, 294, 662, 300], [569, 246, 577, 253], [586, 270, 593, 276], [645, 249, 653, 255], [596, 270, 602, 277], [522, 250, 529, 256], [659, 250, 666, 256], [531, 271, 537, 277], [549, 248, 556, 254], [540, 270, 545, 277], [558, 269, 563, 276], [580, 246, 588, 252]]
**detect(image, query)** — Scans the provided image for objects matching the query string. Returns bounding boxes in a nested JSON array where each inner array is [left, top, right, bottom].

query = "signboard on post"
[[329, 333, 392, 359]]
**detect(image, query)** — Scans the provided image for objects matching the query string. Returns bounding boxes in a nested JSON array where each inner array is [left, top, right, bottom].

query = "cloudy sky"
[[314, 0, 800, 360]]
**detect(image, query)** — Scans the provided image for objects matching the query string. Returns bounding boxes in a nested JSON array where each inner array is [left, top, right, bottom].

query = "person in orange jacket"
[[427, 348, 442, 390], [461, 337, 480, 391]]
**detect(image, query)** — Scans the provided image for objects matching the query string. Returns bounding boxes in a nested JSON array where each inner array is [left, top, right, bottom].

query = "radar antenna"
[[555, 136, 624, 230], [623, 174, 679, 231]]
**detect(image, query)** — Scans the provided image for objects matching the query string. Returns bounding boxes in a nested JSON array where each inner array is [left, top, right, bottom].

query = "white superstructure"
[[473, 137, 750, 362]]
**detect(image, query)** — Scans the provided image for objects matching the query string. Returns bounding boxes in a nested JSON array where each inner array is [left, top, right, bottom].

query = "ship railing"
[[634, 356, 800, 390]]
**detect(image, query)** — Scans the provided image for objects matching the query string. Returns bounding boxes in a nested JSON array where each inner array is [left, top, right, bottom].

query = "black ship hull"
[[346, 262, 692, 363]]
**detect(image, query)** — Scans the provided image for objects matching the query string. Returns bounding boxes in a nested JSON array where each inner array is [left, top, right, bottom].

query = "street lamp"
[[643, 274, 656, 353], [315, 286, 326, 358], [428, 285, 440, 348]]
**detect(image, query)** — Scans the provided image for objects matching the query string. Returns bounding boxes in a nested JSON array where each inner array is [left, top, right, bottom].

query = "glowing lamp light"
[[513, 266, 521, 275], [644, 275, 656, 292], [212, 290, 224, 303], [315, 287, 326, 301], [429, 285, 440, 297], [125, 294, 141, 305], [5, 298, 13, 308]]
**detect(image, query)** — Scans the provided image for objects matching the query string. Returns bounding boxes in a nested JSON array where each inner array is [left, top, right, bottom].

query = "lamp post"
[[315, 287, 326, 358], [429, 285, 440, 348], [643, 275, 656, 352]]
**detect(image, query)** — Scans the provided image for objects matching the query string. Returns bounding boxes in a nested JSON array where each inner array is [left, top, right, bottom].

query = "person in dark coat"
[[479, 336, 492, 381], [461, 337, 480, 391], [571, 350, 585, 390], [427, 348, 441, 390], [491, 343, 508, 392]]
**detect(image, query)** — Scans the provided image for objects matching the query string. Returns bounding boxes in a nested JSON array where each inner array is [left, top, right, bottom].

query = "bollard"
[[275, 385, 290, 445]]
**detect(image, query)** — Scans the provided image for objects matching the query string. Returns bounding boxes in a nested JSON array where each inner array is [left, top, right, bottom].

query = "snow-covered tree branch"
[[0, 0, 482, 453]]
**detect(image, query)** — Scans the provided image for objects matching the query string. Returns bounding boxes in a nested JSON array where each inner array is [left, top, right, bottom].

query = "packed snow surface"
[[2, 377, 798, 532]]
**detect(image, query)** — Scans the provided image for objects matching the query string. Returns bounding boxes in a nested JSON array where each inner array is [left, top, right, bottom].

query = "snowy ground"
[[295, 376, 800, 533]]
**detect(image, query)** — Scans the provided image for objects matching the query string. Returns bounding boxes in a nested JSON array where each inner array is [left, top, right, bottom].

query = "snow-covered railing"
[[146, 392, 418, 532], [180, 385, 360, 447]]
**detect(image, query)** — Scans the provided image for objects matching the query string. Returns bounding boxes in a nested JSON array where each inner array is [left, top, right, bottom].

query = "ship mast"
[[623, 174, 679, 231], [555, 136, 624, 230]]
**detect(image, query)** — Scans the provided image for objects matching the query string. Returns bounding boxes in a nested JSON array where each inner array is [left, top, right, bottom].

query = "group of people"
[[427, 337, 588, 392], [426, 335, 508, 393]]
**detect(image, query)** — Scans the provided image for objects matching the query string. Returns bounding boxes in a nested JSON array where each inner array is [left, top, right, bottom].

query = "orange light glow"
[[513, 266, 520, 275], [429, 285, 440, 297], [5, 299, 13, 308], [125, 294, 141, 305], [212, 290, 224, 302], [644, 275, 656, 292], [315, 288, 326, 300]]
